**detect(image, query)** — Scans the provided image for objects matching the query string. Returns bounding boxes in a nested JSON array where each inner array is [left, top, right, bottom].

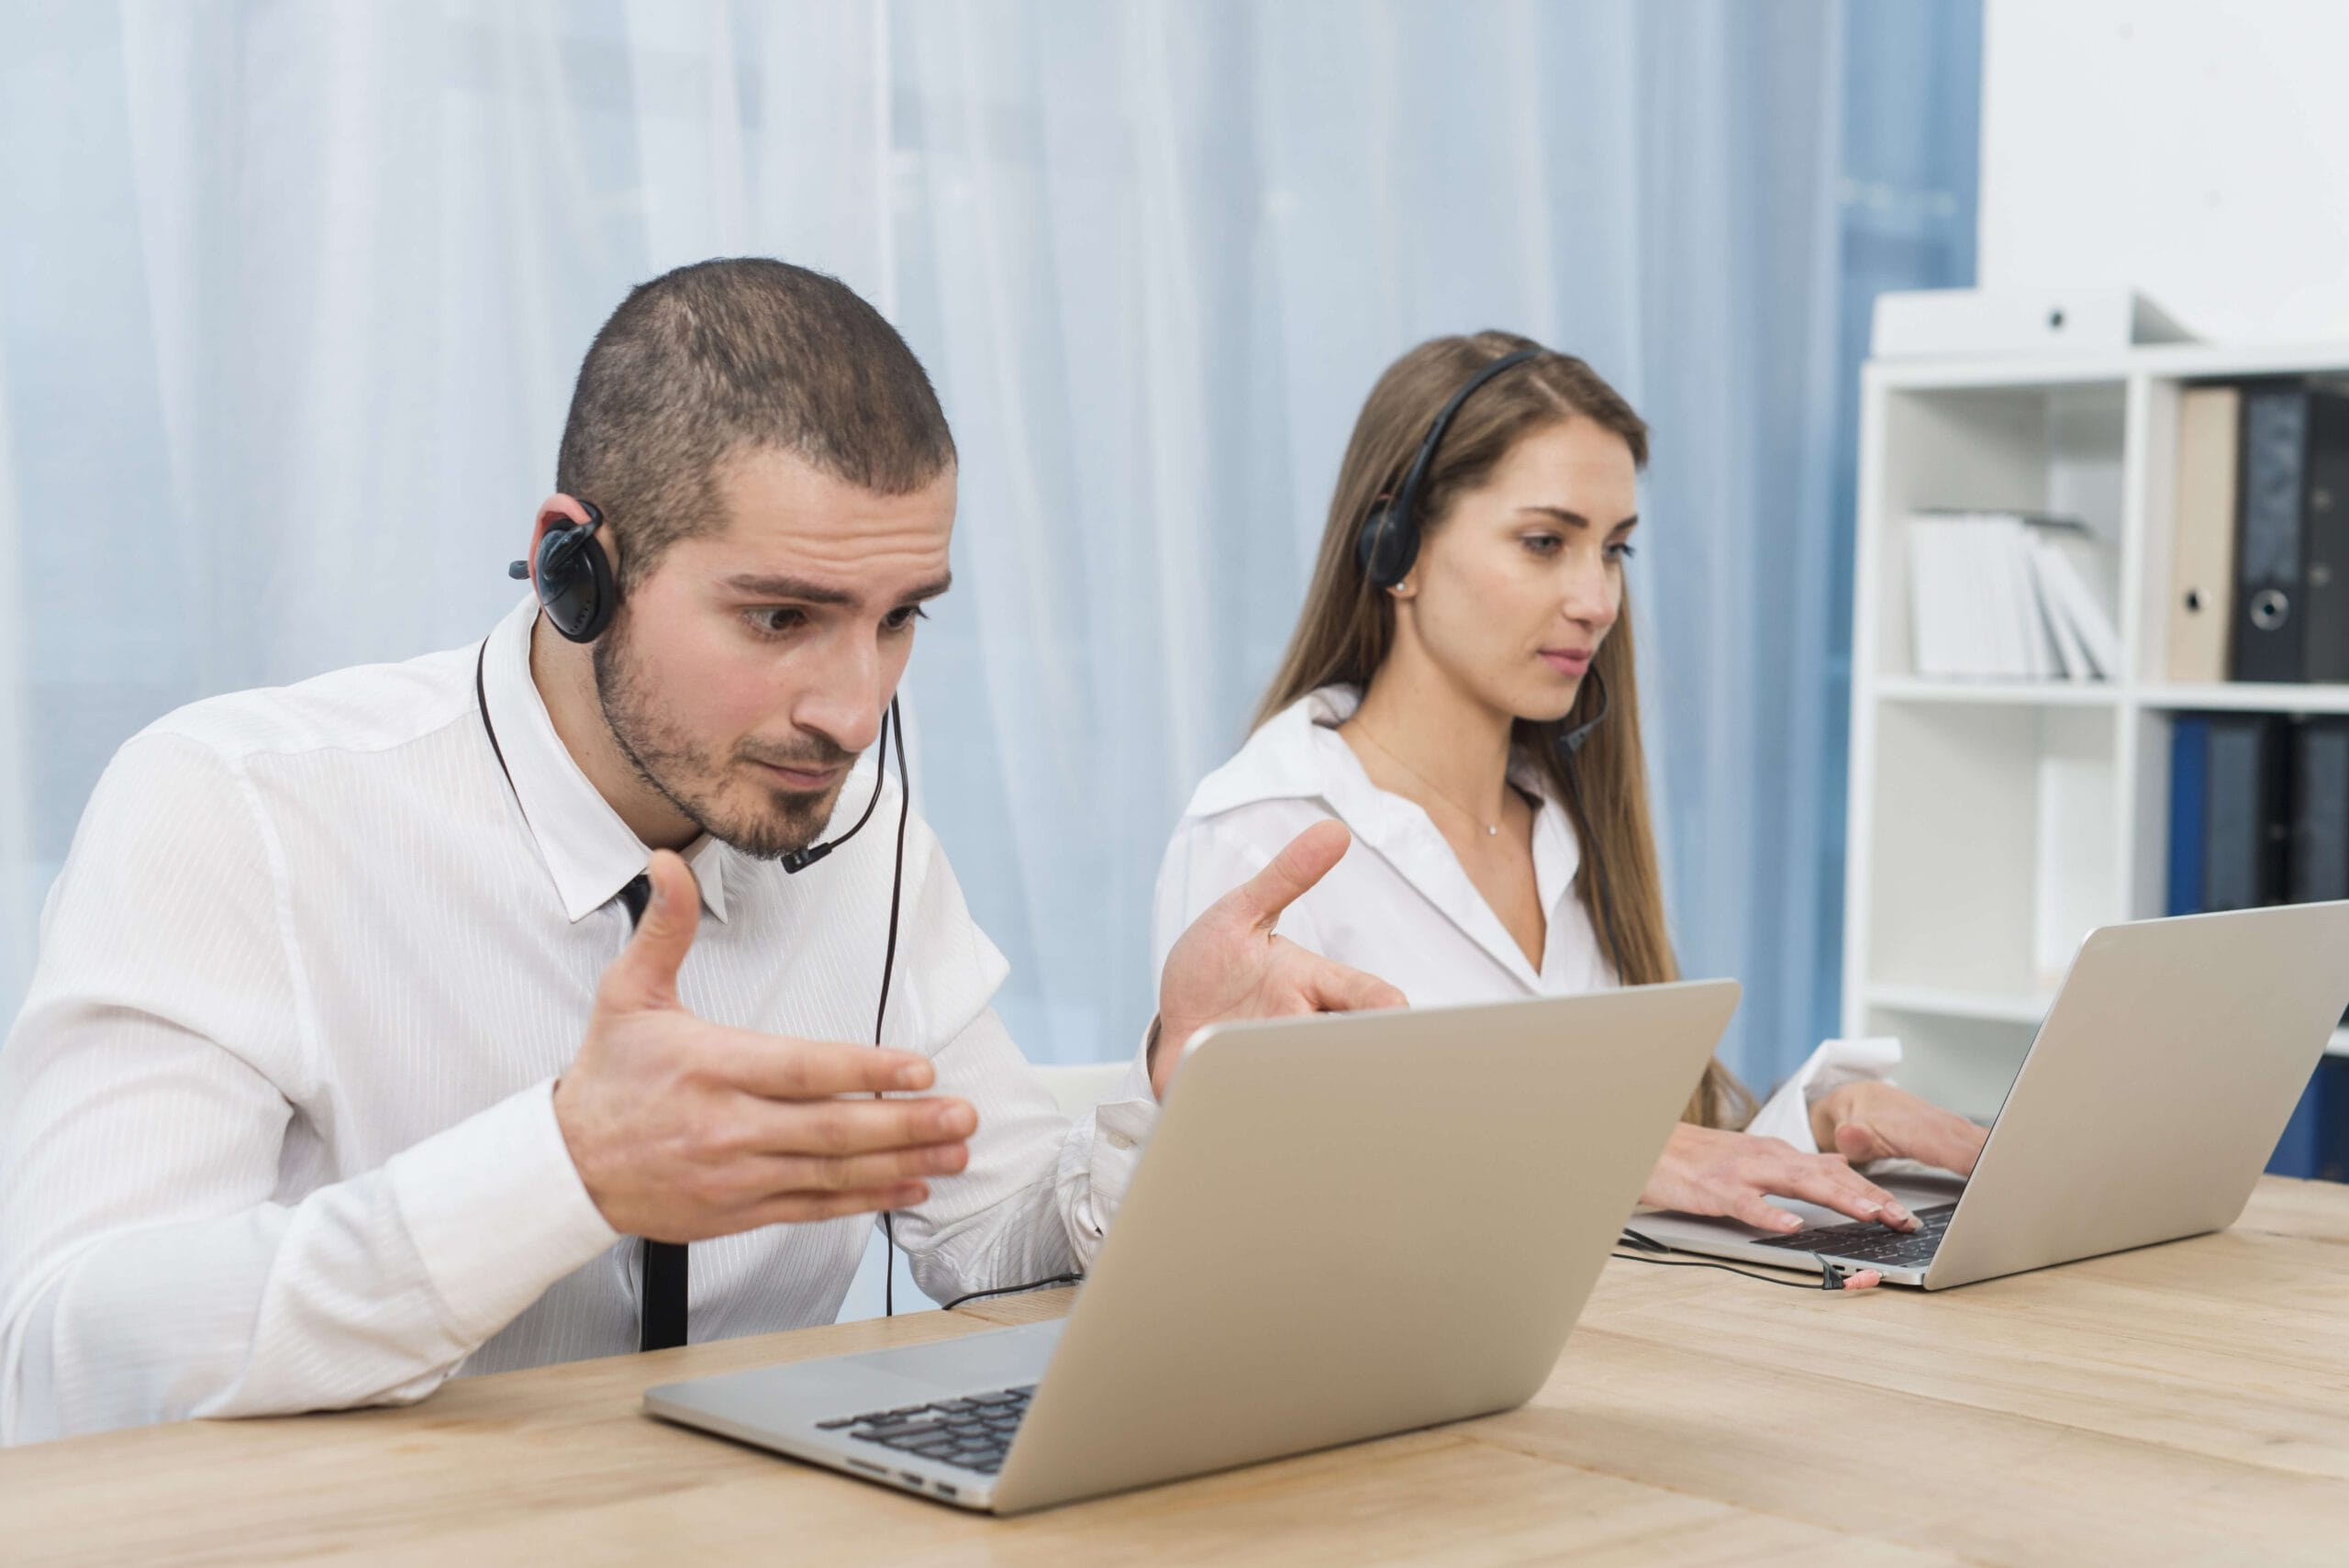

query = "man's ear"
[[523, 494, 615, 582]]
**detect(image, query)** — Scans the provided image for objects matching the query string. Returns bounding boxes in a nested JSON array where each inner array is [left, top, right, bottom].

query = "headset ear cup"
[[1357, 500, 1415, 590], [535, 523, 618, 643]]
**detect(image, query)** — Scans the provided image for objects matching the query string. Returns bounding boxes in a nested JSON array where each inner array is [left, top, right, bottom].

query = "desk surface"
[[11, 1176, 2349, 1565]]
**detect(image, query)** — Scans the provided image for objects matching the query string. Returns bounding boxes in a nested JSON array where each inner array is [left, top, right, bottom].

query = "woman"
[[1152, 332, 1986, 1236]]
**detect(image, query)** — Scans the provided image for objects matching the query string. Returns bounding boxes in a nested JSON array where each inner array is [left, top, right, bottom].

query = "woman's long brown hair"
[[1257, 330, 1753, 1129]]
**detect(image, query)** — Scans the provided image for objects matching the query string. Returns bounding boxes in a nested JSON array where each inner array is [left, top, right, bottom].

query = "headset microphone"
[[1556, 665, 1609, 758], [1555, 656, 1626, 975], [778, 698, 901, 875]]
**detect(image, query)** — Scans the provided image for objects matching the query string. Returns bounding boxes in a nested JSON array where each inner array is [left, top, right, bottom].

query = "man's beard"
[[592, 617, 856, 861]]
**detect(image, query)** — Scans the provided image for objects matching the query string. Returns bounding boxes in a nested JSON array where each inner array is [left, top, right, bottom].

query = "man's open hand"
[[1151, 820, 1406, 1099], [553, 850, 975, 1240]]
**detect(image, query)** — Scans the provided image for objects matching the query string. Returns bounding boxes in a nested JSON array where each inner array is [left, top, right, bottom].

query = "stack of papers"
[[1906, 511, 2120, 682]]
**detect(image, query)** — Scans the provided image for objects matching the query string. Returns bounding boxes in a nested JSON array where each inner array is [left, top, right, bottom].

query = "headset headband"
[[1392, 348, 1542, 530]]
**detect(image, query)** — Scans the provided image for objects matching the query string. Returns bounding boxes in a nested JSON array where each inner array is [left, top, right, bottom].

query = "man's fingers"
[[740, 1182, 930, 1229], [1225, 820, 1352, 931], [757, 1140, 971, 1197], [738, 1094, 978, 1159], [1297, 951, 1407, 1015], [596, 850, 701, 1012], [717, 1029, 937, 1099]]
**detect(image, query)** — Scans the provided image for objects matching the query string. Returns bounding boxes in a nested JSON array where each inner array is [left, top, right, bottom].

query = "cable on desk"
[[1616, 1229, 1868, 1292], [939, 1273, 1085, 1312]]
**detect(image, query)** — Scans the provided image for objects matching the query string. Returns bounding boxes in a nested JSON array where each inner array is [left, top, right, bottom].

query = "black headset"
[[1354, 345, 1625, 968], [496, 496, 917, 1312], [1356, 348, 1542, 591], [510, 500, 619, 643], [507, 498, 897, 874]]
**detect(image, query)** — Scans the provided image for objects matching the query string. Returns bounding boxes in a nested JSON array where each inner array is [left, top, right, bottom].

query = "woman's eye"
[[747, 607, 807, 638], [1606, 541, 1639, 562], [1522, 534, 1563, 557]]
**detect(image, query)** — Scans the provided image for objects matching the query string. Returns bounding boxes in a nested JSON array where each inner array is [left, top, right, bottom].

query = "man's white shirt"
[[0, 596, 1139, 1443]]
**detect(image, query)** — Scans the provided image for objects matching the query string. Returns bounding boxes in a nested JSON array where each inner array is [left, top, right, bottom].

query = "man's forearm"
[[1, 1082, 616, 1443]]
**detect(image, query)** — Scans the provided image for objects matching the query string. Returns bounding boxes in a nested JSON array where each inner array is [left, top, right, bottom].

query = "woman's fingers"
[[1730, 1191, 1806, 1232], [1909, 1108, 1989, 1175], [1821, 1084, 1987, 1176], [1775, 1154, 1913, 1228], [1649, 1124, 1922, 1233]]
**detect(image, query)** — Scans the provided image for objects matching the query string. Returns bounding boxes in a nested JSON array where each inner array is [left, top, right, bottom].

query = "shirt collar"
[[1184, 684, 1586, 987], [480, 595, 731, 926]]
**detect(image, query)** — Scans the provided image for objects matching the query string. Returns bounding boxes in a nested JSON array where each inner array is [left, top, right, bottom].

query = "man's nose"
[[793, 646, 887, 755]]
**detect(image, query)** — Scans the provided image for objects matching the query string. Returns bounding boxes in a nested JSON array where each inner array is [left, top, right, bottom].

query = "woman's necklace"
[[1350, 719, 1509, 838]]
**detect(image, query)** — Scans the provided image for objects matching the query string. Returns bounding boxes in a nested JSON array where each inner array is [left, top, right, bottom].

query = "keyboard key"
[[854, 1419, 946, 1442], [825, 1383, 1033, 1461]]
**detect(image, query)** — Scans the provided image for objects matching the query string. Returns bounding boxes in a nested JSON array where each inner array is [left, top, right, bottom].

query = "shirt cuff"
[[1743, 1036, 1902, 1154], [386, 1079, 622, 1345], [1057, 1034, 1160, 1265]]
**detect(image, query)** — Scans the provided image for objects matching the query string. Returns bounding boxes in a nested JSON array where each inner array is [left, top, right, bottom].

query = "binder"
[[2268, 1074, 2326, 1178], [2165, 716, 2210, 916], [2288, 716, 2349, 1040], [2168, 387, 2238, 682], [2233, 389, 2309, 683], [2289, 717, 2349, 904], [2201, 715, 2288, 911], [2300, 394, 2349, 682], [2231, 386, 2349, 682]]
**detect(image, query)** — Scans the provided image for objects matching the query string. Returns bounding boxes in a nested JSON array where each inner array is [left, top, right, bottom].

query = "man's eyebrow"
[[1515, 506, 1641, 532], [721, 573, 954, 606]]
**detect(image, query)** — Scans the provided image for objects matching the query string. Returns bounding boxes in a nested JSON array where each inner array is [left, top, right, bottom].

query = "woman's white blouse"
[[1146, 687, 1898, 1152]]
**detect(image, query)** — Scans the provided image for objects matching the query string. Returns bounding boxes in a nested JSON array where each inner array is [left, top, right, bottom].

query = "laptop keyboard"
[[816, 1385, 1034, 1475], [1751, 1202, 1959, 1271]]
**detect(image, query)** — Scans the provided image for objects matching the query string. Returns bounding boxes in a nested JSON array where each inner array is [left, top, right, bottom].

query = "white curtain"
[[0, 0, 1976, 1094]]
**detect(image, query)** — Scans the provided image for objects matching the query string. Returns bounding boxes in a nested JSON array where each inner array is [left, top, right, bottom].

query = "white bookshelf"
[[1842, 339, 2349, 1120]]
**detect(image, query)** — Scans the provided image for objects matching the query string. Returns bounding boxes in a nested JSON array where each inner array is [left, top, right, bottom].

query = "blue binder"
[[2165, 716, 2209, 917]]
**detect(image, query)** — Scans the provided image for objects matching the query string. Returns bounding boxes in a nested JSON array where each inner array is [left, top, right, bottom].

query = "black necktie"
[[618, 873, 689, 1352]]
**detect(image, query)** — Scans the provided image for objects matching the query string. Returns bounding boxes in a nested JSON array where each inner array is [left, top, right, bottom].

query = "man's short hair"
[[555, 258, 956, 588]]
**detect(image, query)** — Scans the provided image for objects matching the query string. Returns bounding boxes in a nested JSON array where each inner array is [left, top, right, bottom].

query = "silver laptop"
[[1632, 902, 2349, 1288], [643, 980, 1741, 1513]]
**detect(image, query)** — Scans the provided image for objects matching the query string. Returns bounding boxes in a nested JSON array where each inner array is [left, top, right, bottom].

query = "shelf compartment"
[[1866, 380, 2128, 683], [1861, 701, 2121, 1000]]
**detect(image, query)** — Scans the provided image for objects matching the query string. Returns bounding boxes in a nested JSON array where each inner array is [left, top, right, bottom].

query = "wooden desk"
[[11, 1177, 2349, 1565]]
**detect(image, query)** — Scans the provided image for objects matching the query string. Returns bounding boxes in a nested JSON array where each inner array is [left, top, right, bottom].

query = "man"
[[0, 259, 1397, 1444]]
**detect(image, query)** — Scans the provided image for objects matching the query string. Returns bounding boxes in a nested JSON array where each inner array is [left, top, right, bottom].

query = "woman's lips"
[[1540, 649, 1593, 676]]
